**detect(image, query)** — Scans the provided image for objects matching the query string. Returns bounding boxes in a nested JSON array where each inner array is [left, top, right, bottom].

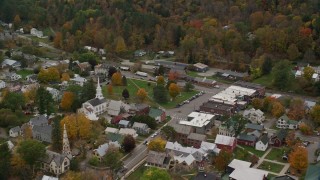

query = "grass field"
[[253, 74, 273, 88], [265, 148, 289, 163], [16, 69, 33, 78], [126, 165, 147, 180], [103, 78, 198, 109], [238, 145, 266, 157], [258, 161, 285, 173]]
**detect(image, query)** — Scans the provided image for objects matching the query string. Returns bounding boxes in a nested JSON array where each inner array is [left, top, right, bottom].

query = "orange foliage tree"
[[54, 32, 63, 48], [271, 101, 285, 118], [156, 76, 165, 86], [136, 88, 147, 102], [287, 98, 305, 120], [214, 149, 233, 172], [168, 71, 179, 81], [168, 83, 180, 100], [111, 72, 122, 86], [288, 146, 308, 171], [60, 91, 75, 111], [299, 122, 313, 135], [61, 72, 70, 81], [107, 84, 113, 95], [251, 98, 263, 110]]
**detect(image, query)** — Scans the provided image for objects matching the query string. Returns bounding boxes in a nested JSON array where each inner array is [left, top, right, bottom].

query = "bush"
[[88, 156, 99, 166], [299, 122, 313, 135]]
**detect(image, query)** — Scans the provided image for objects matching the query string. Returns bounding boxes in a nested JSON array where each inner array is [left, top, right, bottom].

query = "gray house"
[[29, 115, 48, 128], [132, 122, 150, 135], [32, 125, 52, 143], [118, 120, 130, 128]]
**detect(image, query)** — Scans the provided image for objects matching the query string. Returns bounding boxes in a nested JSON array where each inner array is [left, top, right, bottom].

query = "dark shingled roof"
[[276, 129, 288, 140], [88, 98, 106, 106], [259, 134, 269, 145], [237, 134, 257, 142], [246, 123, 264, 131]]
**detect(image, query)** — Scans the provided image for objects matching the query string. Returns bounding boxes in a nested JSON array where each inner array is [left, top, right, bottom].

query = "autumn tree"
[[61, 72, 70, 81], [287, 98, 305, 120], [156, 76, 165, 86], [168, 83, 180, 100], [288, 146, 308, 172], [271, 101, 285, 118], [168, 71, 179, 81], [299, 122, 313, 135], [251, 98, 263, 110], [38, 67, 60, 83], [60, 91, 75, 111], [54, 32, 63, 48], [136, 88, 147, 102], [303, 66, 315, 81], [285, 131, 300, 148], [111, 72, 122, 86], [115, 36, 127, 53], [214, 149, 233, 172], [122, 88, 129, 100], [141, 167, 171, 180], [103, 147, 123, 176], [122, 135, 136, 152], [310, 105, 320, 125], [10, 154, 29, 178], [287, 44, 300, 61], [148, 137, 166, 152], [23, 86, 37, 103], [60, 113, 92, 140], [107, 84, 113, 95]]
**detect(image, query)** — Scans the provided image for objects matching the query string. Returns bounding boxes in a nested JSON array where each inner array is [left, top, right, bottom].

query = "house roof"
[[149, 108, 163, 118], [247, 130, 261, 138], [243, 108, 264, 117], [10, 126, 21, 133], [29, 115, 47, 126], [287, 119, 299, 125], [214, 135, 236, 146], [275, 129, 288, 140], [305, 162, 320, 180], [107, 133, 123, 143], [193, 63, 208, 69], [2, 59, 20, 66], [88, 98, 106, 107], [228, 159, 268, 180], [237, 134, 257, 142], [200, 141, 218, 153], [95, 143, 109, 157], [105, 127, 119, 134], [234, 81, 264, 90], [118, 120, 130, 126], [32, 125, 52, 141], [188, 133, 206, 141], [305, 100, 316, 109], [147, 150, 167, 165], [119, 128, 137, 137], [132, 122, 148, 129], [170, 124, 192, 135], [42, 175, 58, 180], [107, 100, 123, 116], [228, 159, 251, 169], [41, 150, 68, 166], [312, 73, 319, 79], [130, 103, 149, 111], [246, 123, 264, 131], [258, 134, 269, 145], [279, 114, 290, 121]]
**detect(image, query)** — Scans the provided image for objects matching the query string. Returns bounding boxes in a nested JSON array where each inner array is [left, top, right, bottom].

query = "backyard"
[[16, 69, 33, 78], [238, 145, 266, 157], [258, 161, 285, 173], [102, 78, 198, 109], [265, 148, 290, 163], [126, 165, 147, 180]]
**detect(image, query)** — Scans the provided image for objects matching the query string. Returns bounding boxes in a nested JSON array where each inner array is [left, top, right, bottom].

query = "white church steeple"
[[62, 124, 72, 159], [95, 77, 104, 99]]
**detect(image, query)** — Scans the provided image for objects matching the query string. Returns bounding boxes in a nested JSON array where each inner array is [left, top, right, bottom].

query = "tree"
[[52, 117, 62, 151], [287, 98, 305, 120], [61, 72, 70, 81], [148, 137, 166, 152], [38, 67, 60, 83], [303, 66, 315, 81], [122, 135, 136, 152], [3, 92, 25, 112], [107, 84, 113, 95], [111, 72, 122, 86], [271, 101, 285, 118], [17, 140, 46, 172], [261, 57, 272, 75], [60, 91, 75, 111], [115, 36, 127, 53], [36, 86, 54, 116], [136, 88, 147, 102], [13, 14, 21, 29], [0, 142, 11, 179], [299, 122, 313, 135], [54, 32, 62, 48], [288, 146, 308, 172], [161, 126, 177, 140], [122, 89, 129, 100], [184, 82, 194, 92], [251, 98, 263, 110], [158, 65, 165, 75], [214, 149, 233, 172], [227, 114, 248, 137], [60, 113, 92, 140], [310, 105, 320, 125], [285, 131, 299, 148], [122, 76, 127, 86], [10, 154, 29, 178], [168, 83, 180, 100], [156, 76, 165, 86], [153, 85, 168, 103], [103, 147, 123, 177], [168, 71, 179, 81], [272, 60, 293, 90], [24, 87, 37, 103], [80, 79, 96, 102], [287, 44, 300, 61], [108, 66, 117, 78], [141, 167, 171, 180]]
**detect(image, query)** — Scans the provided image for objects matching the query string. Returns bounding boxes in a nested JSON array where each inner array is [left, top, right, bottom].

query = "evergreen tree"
[[153, 85, 168, 103], [81, 79, 96, 102], [51, 117, 62, 151], [272, 60, 293, 90], [261, 57, 272, 75], [122, 89, 130, 100], [36, 87, 54, 116], [0, 143, 11, 179], [122, 76, 127, 86]]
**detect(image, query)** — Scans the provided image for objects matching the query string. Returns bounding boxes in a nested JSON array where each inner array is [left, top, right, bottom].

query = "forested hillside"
[[0, 0, 320, 71]]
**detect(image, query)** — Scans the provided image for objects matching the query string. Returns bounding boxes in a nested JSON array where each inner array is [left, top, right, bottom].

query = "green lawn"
[[16, 69, 33, 78], [253, 74, 273, 88], [103, 78, 198, 109], [238, 145, 266, 157], [258, 161, 285, 173], [267, 173, 277, 179], [234, 147, 251, 162], [126, 165, 147, 180], [265, 148, 289, 163]]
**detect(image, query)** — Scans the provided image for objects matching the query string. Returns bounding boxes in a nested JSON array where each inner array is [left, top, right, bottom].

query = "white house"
[[132, 122, 150, 135], [295, 70, 303, 78], [243, 108, 265, 124], [93, 143, 109, 161], [94, 64, 108, 75], [119, 128, 138, 138], [218, 123, 235, 137], [276, 114, 299, 130], [255, 134, 269, 151], [104, 127, 119, 134], [71, 75, 87, 86], [228, 159, 268, 180], [6, 72, 21, 81], [9, 126, 21, 137], [0, 80, 6, 89], [46, 87, 61, 101], [312, 73, 319, 82], [30, 28, 44, 38], [1, 59, 21, 69]]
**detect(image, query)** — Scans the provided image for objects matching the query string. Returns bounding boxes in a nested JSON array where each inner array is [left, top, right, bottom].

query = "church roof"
[[88, 98, 106, 106]]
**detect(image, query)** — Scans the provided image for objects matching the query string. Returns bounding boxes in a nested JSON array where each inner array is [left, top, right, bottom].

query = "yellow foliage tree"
[[136, 88, 147, 102], [311, 105, 320, 124], [60, 113, 92, 140], [156, 76, 165, 86], [61, 72, 70, 81], [169, 83, 180, 100], [54, 32, 63, 48], [60, 91, 75, 111], [288, 146, 308, 171], [148, 137, 166, 152], [13, 15, 21, 28], [23, 87, 37, 103], [303, 66, 315, 81], [23, 124, 33, 140], [111, 72, 122, 86], [38, 67, 60, 83], [271, 101, 285, 118], [115, 36, 127, 53], [11, 154, 26, 174]]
